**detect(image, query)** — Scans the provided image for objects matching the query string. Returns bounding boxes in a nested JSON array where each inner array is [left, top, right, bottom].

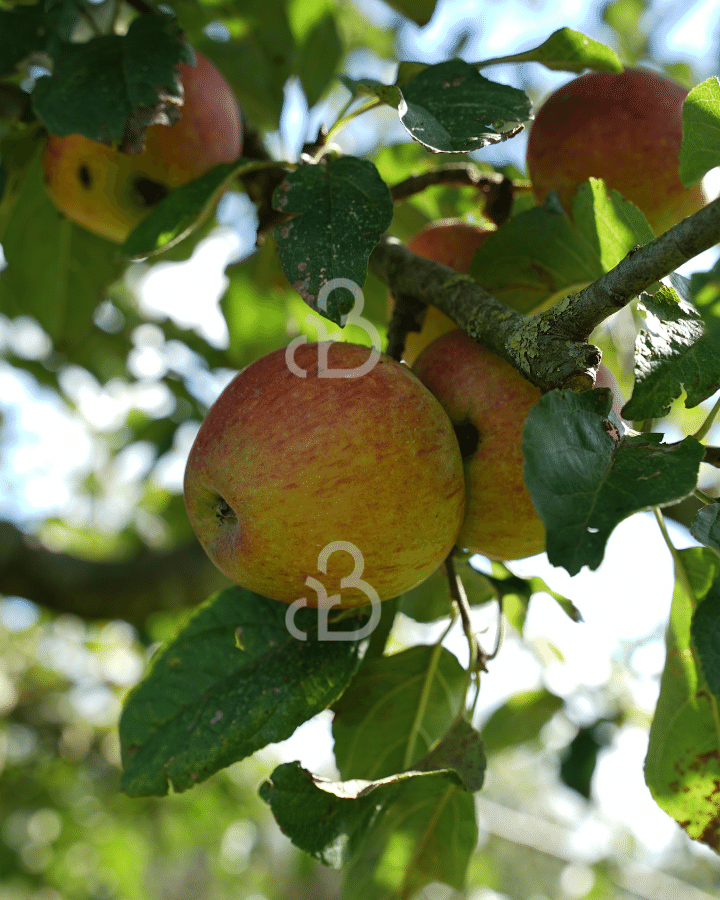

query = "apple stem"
[[445, 554, 485, 674]]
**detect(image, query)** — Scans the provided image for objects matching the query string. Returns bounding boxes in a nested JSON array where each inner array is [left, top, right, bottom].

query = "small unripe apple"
[[43, 51, 243, 243], [526, 67, 706, 235], [387, 221, 495, 364], [413, 329, 545, 561], [183, 341, 466, 607]]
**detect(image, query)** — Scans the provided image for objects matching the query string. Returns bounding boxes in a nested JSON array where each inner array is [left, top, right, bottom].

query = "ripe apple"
[[387, 220, 495, 364], [526, 67, 706, 235], [183, 341, 466, 607], [42, 51, 243, 243], [412, 329, 545, 561]]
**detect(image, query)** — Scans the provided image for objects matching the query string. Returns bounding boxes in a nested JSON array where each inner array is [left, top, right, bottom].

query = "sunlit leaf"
[[479, 28, 622, 74], [645, 548, 720, 851], [679, 76, 720, 188]]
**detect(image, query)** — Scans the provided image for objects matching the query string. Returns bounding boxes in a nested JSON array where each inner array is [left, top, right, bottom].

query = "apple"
[[183, 341, 466, 607], [387, 220, 495, 364], [412, 329, 545, 561], [526, 67, 706, 235], [42, 51, 243, 243]]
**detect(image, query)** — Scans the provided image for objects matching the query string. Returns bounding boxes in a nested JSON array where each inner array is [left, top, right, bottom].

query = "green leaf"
[[397, 59, 531, 153], [0, 4, 53, 76], [33, 16, 190, 143], [193, 2, 297, 132], [468, 178, 652, 313], [691, 503, 720, 552], [332, 645, 467, 780], [560, 721, 611, 798], [119, 586, 367, 797], [692, 579, 720, 701], [273, 156, 393, 324], [382, 0, 437, 27], [602, 0, 650, 65], [478, 28, 623, 74], [260, 760, 477, 898], [481, 689, 564, 755], [398, 556, 498, 623], [622, 285, 720, 420], [415, 718, 486, 792], [679, 77, 720, 189], [297, 12, 343, 107], [340, 769, 477, 899], [120, 159, 249, 258], [645, 548, 720, 851], [523, 389, 705, 576], [338, 76, 403, 107]]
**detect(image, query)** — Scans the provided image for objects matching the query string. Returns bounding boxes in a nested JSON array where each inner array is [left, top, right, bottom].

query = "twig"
[[702, 446, 720, 468]]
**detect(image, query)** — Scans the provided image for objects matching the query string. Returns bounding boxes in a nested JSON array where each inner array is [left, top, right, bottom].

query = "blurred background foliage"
[[2, 0, 720, 897]]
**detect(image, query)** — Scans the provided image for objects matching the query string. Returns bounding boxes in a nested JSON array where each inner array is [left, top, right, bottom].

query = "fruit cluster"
[[182, 330, 547, 609], [42, 60, 700, 608]]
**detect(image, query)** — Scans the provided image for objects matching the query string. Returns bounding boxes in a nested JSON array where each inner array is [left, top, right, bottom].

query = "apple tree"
[[3, 0, 720, 897]]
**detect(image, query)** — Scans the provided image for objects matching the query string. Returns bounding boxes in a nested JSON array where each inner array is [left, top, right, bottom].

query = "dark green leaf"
[[260, 760, 476, 897], [273, 156, 393, 324], [340, 768, 476, 899], [120, 587, 367, 796], [0, 4, 50, 76], [560, 722, 612, 798], [691, 578, 720, 700], [691, 503, 720, 552], [33, 16, 189, 143], [398, 59, 531, 153], [382, 0, 437, 26], [523, 389, 704, 575], [416, 718, 486, 792], [192, 2, 297, 131]]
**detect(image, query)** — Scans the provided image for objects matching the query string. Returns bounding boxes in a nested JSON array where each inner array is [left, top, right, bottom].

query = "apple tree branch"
[[370, 195, 720, 391]]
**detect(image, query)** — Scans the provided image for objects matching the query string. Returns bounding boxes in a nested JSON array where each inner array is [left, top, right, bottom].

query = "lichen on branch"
[[370, 195, 720, 391]]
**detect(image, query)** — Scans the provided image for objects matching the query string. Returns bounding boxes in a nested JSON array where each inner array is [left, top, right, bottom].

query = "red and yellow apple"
[[412, 329, 545, 561], [387, 220, 495, 364], [526, 67, 706, 235], [183, 341, 466, 607], [43, 50, 243, 243]]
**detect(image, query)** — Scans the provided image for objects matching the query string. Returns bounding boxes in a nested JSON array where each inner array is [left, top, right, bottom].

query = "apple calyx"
[[453, 419, 480, 461], [215, 497, 237, 525]]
